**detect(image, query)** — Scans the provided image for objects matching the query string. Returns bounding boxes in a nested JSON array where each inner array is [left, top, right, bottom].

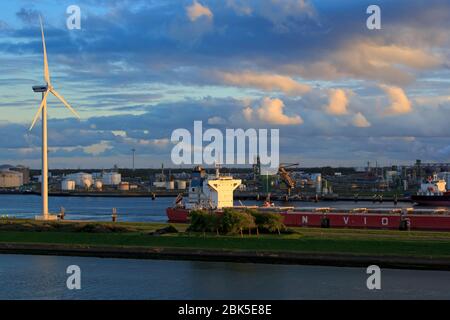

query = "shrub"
[[149, 225, 179, 236], [221, 209, 256, 236], [74, 223, 129, 233], [187, 209, 287, 236], [188, 210, 214, 233], [248, 210, 285, 235]]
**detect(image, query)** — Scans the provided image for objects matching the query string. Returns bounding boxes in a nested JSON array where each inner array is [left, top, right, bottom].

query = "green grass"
[[1, 219, 450, 258]]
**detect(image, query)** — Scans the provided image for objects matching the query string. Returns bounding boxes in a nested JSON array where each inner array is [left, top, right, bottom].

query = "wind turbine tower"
[[30, 17, 80, 220]]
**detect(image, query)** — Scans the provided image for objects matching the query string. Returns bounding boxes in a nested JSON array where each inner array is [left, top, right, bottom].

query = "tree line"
[[188, 209, 286, 237]]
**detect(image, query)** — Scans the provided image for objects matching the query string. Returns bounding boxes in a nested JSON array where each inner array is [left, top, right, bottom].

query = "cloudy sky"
[[0, 0, 449, 169]]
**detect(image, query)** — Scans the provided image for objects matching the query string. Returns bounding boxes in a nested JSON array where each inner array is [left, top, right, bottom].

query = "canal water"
[[0, 254, 449, 300], [1, 195, 448, 300], [0, 194, 413, 222]]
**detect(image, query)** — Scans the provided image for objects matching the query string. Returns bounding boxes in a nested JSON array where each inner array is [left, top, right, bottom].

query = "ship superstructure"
[[417, 175, 447, 196], [411, 175, 450, 206], [183, 166, 241, 210]]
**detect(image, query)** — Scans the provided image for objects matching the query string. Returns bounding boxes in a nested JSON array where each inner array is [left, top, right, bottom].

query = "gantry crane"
[[277, 163, 298, 196]]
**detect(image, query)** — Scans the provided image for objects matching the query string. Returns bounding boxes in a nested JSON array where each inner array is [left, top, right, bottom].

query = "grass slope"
[[1, 219, 450, 258]]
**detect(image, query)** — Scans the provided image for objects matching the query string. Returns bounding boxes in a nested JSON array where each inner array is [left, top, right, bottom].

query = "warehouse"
[[0, 170, 23, 188]]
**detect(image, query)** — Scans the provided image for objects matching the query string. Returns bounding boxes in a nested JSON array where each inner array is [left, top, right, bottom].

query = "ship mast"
[[215, 152, 221, 178]]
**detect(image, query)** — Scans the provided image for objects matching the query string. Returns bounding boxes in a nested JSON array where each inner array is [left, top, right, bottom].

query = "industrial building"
[[0, 165, 29, 184], [0, 170, 23, 188], [10, 165, 30, 184]]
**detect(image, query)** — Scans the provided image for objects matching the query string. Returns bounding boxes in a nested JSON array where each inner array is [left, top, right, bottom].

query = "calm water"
[[0, 196, 449, 299], [0, 254, 449, 300], [0, 194, 412, 222], [0, 195, 445, 300]]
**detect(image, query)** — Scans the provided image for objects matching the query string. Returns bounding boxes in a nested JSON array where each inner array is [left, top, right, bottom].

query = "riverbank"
[[0, 190, 181, 198], [1, 219, 450, 270], [0, 190, 412, 202], [1, 242, 450, 270]]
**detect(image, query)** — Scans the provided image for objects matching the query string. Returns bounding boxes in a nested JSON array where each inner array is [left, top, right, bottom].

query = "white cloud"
[[225, 0, 316, 28], [379, 84, 412, 115], [260, 0, 317, 31], [112, 130, 127, 137], [137, 138, 170, 148], [284, 41, 442, 85], [352, 112, 371, 128], [325, 89, 350, 115], [413, 95, 450, 108], [226, 0, 252, 16], [244, 97, 303, 125], [242, 106, 253, 121], [219, 71, 311, 95], [186, 1, 213, 22], [83, 141, 113, 155], [208, 116, 227, 125]]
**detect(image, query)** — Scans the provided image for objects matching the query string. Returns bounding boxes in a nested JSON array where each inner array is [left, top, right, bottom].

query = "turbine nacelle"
[[32, 85, 48, 93]]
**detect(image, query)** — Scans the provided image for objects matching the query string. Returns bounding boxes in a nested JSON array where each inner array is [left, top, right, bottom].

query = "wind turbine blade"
[[39, 16, 51, 85], [29, 91, 49, 131], [50, 88, 81, 119]]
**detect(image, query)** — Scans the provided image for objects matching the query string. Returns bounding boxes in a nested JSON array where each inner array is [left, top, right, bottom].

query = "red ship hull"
[[166, 207, 450, 231]]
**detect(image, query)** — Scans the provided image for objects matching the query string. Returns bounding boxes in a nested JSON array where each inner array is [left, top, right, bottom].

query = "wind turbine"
[[30, 17, 80, 221]]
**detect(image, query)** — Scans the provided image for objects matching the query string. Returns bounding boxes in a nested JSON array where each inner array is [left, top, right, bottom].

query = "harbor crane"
[[277, 163, 298, 196]]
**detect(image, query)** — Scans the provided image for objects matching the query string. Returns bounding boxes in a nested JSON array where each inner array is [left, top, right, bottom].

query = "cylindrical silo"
[[62, 179, 76, 191], [315, 174, 322, 194], [176, 180, 187, 190], [166, 181, 175, 190], [95, 180, 103, 190]]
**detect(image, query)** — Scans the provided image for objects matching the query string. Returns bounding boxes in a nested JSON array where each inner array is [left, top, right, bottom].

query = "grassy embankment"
[[1, 219, 450, 259]]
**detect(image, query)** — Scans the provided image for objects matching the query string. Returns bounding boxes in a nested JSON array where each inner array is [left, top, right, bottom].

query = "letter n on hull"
[[302, 216, 308, 225]]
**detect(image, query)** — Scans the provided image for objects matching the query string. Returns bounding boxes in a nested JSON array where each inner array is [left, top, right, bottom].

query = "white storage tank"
[[176, 180, 187, 190], [82, 177, 93, 189], [94, 180, 103, 190], [103, 172, 121, 185], [119, 182, 130, 191], [61, 179, 76, 191], [66, 172, 93, 188], [311, 173, 322, 194], [166, 181, 175, 190], [153, 181, 166, 189]]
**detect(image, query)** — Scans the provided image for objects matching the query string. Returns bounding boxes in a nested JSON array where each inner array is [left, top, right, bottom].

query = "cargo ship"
[[411, 175, 450, 206], [167, 167, 450, 231]]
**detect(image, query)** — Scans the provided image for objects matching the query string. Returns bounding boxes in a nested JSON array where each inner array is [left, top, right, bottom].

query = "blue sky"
[[0, 0, 449, 169]]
